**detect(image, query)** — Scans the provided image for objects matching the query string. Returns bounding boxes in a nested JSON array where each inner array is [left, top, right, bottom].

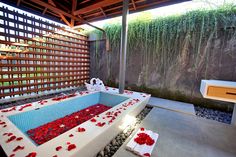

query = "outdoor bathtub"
[[0, 87, 150, 157]]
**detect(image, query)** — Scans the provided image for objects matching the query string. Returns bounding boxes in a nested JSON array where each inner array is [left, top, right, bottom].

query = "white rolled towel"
[[85, 82, 96, 91]]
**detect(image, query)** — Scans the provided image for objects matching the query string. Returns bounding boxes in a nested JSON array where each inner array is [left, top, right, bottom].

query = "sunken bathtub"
[[0, 87, 150, 157]]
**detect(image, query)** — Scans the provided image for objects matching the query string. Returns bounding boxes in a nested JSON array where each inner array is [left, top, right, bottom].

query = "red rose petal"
[[13, 145, 24, 152], [96, 122, 106, 127], [77, 127, 86, 132], [6, 136, 16, 143], [18, 104, 32, 111], [3, 125, 7, 127], [143, 153, 151, 157], [3, 133, 8, 136], [0, 122, 6, 125], [66, 142, 71, 145], [140, 128, 145, 131], [90, 118, 96, 122], [16, 137, 23, 141], [52, 155, 58, 157], [8, 133, 13, 136], [69, 134, 74, 137], [56, 146, 62, 151], [146, 137, 155, 146], [67, 144, 76, 151], [25, 152, 37, 157], [9, 154, 15, 157]]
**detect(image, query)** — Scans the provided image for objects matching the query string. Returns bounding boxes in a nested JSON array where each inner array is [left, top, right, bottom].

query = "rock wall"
[[89, 9, 236, 111]]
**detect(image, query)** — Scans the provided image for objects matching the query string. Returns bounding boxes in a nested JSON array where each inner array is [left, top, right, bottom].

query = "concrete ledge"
[[148, 97, 195, 115]]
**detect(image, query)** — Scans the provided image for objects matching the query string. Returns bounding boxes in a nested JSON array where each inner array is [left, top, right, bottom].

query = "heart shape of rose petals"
[[134, 133, 155, 146]]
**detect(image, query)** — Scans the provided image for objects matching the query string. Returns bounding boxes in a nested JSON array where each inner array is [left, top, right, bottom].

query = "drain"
[[96, 106, 153, 157]]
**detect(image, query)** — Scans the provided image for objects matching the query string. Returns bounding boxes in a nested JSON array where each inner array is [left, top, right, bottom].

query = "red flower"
[[69, 134, 74, 137], [25, 152, 37, 157], [67, 144, 76, 151], [56, 146, 62, 151], [77, 127, 86, 132], [13, 145, 24, 152], [140, 128, 145, 131]]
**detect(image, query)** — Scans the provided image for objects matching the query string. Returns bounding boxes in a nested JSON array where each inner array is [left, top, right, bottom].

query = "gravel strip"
[[96, 106, 153, 157], [195, 106, 232, 124]]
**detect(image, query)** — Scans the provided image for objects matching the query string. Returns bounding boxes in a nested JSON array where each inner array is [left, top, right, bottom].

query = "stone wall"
[[89, 26, 236, 111]]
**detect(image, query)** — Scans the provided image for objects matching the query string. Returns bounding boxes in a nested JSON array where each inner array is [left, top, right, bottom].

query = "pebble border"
[[195, 106, 232, 124]]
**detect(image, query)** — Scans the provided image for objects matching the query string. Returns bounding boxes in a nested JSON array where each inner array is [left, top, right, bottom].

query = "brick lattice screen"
[[0, 6, 89, 98]]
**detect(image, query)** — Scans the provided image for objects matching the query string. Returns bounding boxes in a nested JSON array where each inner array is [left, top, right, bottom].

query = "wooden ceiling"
[[2, 0, 190, 27]]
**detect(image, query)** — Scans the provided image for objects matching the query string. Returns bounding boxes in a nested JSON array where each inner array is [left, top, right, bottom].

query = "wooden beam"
[[42, 8, 47, 15], [100, 7, 106, 17], [73, 0, 121, 15], [71, 0, 77, 27], [29, 0, 105, 32], [48, 0, 72, 27], [17, 0, 21, 6], [131, 0, 136, 10], [78, 0, 170, 24], [22, 0, 60, 17]]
